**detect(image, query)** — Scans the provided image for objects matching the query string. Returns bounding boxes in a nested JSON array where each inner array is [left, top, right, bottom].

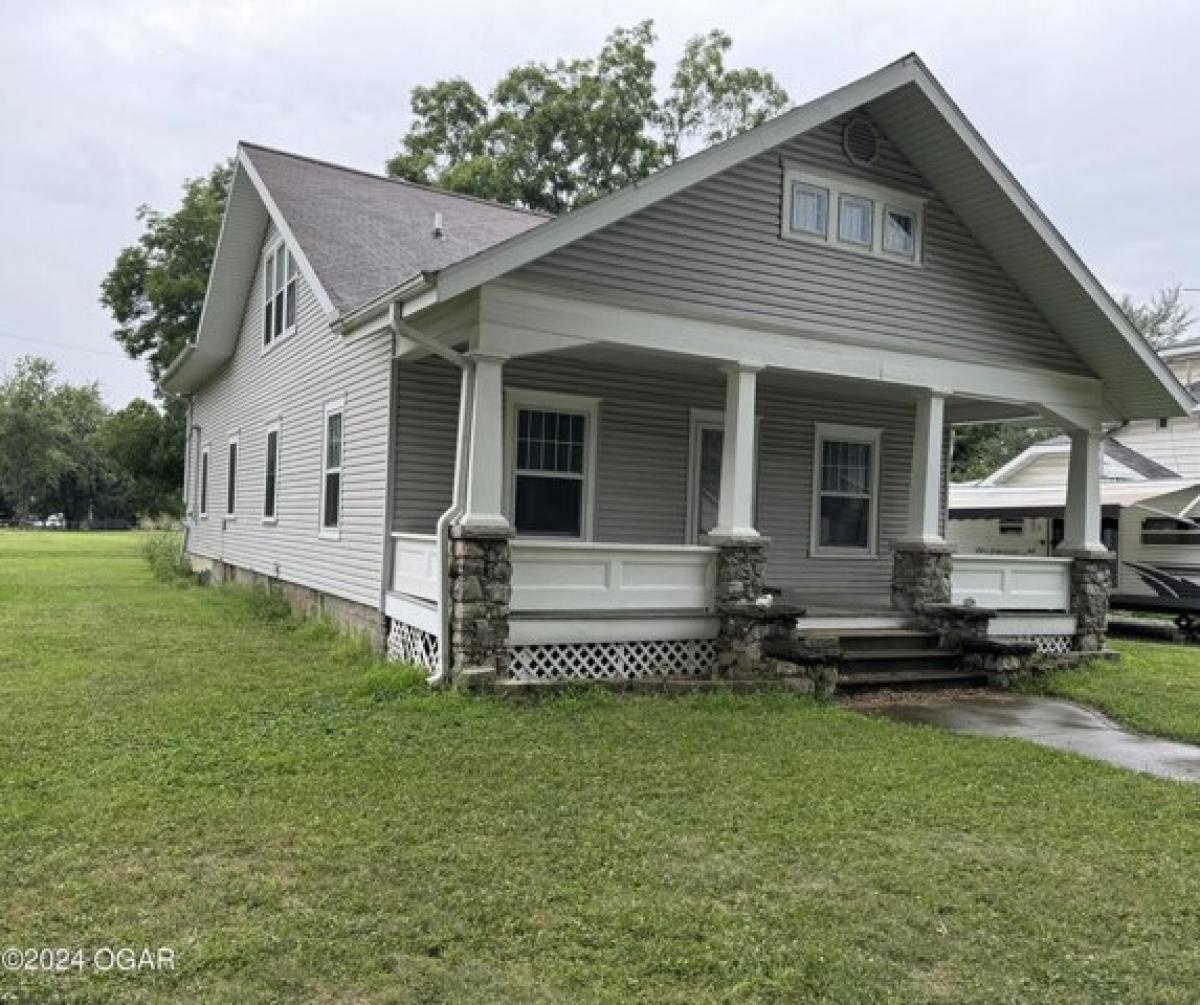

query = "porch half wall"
[[392, 353, 920, 609]]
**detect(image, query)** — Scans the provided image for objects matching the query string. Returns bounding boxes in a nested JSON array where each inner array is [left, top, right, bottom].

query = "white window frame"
[[199, 443, 210, 519], [781, 165, 926, 266], [503, 388, 600, 542], [685, 408, 761, 545], [263, 420, 281, 525], [319, 399, 345, 541], [262, 240, 299, 353], [225, 433, 240, 519], [810, 422, 883, 559]]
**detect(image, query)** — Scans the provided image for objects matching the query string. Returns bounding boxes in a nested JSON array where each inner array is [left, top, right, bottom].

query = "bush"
[[141, 530, 191, 582]]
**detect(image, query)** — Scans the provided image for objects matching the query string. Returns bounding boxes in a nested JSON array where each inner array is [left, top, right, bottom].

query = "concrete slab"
[[872, 693, 1200, 782]]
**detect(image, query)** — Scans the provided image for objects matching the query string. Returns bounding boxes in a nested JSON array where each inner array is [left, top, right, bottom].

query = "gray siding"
[[393, 353, 918, 608], [189, 222, 394, 610], [514, 115, 1086, 377]]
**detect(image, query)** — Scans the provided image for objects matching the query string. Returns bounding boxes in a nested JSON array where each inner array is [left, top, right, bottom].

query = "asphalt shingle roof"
[[242, 143, 549, 314]]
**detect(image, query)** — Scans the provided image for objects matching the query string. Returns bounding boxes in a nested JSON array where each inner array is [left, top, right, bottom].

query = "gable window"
[[320, 400, 344, 537], [263, 422, 280, 523], [789, 182, 829, 238], [506, 390, 599, 539], [199, 444, 210, 518], [262, 242, 298, 349], [226, 435, 239, 517], [837, 194, 874, 247], [811, 423, 882, 557], [782, 166, 924, 264]]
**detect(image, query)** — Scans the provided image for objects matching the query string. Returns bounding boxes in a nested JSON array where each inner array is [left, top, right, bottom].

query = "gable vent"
[[842, 117, 880, 167]]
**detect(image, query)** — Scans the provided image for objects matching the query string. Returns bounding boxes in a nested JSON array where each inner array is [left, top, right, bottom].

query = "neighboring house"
[[951, 340, 1200, 612], [161, 54, 1192, 684]]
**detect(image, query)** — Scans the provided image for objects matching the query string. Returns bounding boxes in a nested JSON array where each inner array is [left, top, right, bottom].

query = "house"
[[160, 54, 1192, 686], [950, 339, 1200, 617]]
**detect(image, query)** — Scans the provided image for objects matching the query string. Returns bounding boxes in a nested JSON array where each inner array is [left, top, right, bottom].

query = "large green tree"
[[100, 160, 233, 385], [387, 22, 788, 214], [95, 398, 185, 517], [1119, 284, 1194, 348]]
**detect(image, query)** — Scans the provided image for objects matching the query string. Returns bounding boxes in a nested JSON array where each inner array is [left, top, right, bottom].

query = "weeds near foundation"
[[140, 530, 191, 582]]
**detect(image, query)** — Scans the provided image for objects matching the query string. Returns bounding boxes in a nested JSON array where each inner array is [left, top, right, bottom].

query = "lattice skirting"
[[999, 634, 1074, 655], [387, 619, 441, 673], [510, 639, 717, 681]]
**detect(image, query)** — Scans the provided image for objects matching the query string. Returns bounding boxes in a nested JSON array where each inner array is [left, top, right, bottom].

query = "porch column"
[[711, 362, 762, 541], [892, 391, 952, 613], [460, 353, 510, 533], [451, 352, 513, 681], [1057, 427, 1111, 652]]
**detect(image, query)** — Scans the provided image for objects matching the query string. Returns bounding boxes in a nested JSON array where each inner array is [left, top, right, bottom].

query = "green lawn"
[[3, 532, 1200, 1004], [1042, 640, 1200, 744]]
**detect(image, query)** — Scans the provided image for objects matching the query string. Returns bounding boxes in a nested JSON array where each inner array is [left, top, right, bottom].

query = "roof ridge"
[[238, 141, 553, 220]]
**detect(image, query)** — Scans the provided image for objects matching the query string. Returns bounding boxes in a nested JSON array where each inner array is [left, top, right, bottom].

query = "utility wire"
[[0, 330, 134, 362]]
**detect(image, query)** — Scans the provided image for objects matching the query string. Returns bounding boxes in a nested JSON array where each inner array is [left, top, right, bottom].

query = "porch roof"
[[949, 478, 1200, 518]]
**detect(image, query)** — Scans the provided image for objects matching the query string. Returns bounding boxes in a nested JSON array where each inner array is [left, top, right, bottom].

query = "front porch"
[[383, 338, 1110, 686]]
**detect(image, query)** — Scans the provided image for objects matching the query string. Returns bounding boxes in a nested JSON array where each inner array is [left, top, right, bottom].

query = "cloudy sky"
[[1, 0, 1197, 406]]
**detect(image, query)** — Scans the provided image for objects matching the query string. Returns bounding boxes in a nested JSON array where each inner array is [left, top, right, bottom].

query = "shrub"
[[141, 530, 192, 582]]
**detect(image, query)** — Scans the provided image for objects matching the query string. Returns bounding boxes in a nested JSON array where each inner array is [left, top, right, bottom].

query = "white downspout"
[[388, 304, 472, 688]]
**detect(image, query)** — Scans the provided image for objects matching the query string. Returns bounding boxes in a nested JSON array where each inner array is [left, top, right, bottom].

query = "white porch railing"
[[510, 540, 718, 613], [951, 554, 1071, 612], [390, 532, 440, 602]]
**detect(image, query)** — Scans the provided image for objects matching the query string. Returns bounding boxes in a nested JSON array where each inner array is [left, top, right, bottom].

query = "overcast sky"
[[2, 0, 1197, 406]]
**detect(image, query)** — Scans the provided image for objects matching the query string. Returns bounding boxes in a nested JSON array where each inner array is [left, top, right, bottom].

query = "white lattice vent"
[[1001, 634, 1074, 656], [387, 619, 441, 673], [510, 639, 717, 681]]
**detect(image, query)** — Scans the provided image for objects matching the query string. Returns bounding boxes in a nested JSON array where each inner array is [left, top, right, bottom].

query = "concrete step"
[[837, 666, 987, 688], [825, 630, 942, 653]]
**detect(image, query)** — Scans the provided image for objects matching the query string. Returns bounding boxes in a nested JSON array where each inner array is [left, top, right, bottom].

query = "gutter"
[[386, 302, 472, 688], [336, 275, 434, 336]]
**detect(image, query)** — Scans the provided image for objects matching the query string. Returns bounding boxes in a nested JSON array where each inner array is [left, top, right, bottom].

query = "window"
[[262, 242, 298, 349], [999, 518, 1025, 536], [686, 409, 761, 544], [1141, 517, 1200, 546], [883, 206, 917, 258], [506, 390, 599, 539], [811, 423, 881, 557], [263, 422, 280, 522], [320, 401, 344, 537], [781, 166, 924, 264], [789, 182, 829, 238], [1157, 417, 1170, 430], [226, 435, 239, 517], [838, 193, 874, 247], [199, 445, 210, 518]]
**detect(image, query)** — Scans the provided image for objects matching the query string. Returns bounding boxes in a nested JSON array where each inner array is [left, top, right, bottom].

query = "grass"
[[1041, 640, 1200, 744], [2, 531, 1200, 1003]]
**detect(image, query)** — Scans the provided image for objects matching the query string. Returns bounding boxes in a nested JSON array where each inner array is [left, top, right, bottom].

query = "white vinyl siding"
[[188, 221, 393, 611], [392, 354, 917, 609], [514, 115, 1087, 376]]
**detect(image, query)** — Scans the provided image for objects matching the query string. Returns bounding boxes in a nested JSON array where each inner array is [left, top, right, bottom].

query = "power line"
[[0, 330, 134, 362]]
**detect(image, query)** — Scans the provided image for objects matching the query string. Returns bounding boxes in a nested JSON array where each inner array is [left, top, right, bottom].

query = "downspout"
[[387, 303, 473, 688]]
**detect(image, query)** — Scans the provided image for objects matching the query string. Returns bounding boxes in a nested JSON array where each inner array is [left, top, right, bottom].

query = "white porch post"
[[711, 362, 762, 541], [459, 353, 511, 532], [1058, 427, 1106, 555], [901, 392, 947, 547]]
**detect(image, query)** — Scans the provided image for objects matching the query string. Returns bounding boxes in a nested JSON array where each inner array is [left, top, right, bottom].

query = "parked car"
[[45, 513, 66, 529]]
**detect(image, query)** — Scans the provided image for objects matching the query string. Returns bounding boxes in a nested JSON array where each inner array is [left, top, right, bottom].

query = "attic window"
[[263, 242, 298, 350], [842, 117, 880, 167]]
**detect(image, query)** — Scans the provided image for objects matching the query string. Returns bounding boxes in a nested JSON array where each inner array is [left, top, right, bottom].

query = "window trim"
[[263, 420, 281, 525], [685, 408, 761, 545], [199, 443, 210, 519], [810, 422, 883, 559], [503, 388, 600, 542], [261, 239, 299, 354], [319, 399, 345, 540], [780, 165, 926, 265], [225, 433, 240, 519]]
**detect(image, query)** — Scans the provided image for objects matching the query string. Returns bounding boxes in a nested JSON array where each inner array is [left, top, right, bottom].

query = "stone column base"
[[448, 525, 513, 679], [706, 535, 771, 677], [891, 540, 952, 613], [1062, 551, 1113, 652]]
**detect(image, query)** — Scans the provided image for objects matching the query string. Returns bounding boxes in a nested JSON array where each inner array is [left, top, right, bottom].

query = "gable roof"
[[949, 478, 1200, 518], [982, 432, 1181, 486], [160, 144, 546, 393], [164, 53, 1194, 419]]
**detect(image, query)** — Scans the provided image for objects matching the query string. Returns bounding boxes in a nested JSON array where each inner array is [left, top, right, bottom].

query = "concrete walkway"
[[873, 694, 1200, 782]]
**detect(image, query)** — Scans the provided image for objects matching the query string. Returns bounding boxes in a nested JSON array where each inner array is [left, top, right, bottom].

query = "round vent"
[[842, 116, 880, 167]]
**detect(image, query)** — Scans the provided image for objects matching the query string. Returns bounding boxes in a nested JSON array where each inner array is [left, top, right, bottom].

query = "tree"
[[387, 22, 788, 214], [96, 399, 184, 517], [100, 160, 233, 385], [0, 357, 69, 519], [1119, 284, 1195, 348]]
